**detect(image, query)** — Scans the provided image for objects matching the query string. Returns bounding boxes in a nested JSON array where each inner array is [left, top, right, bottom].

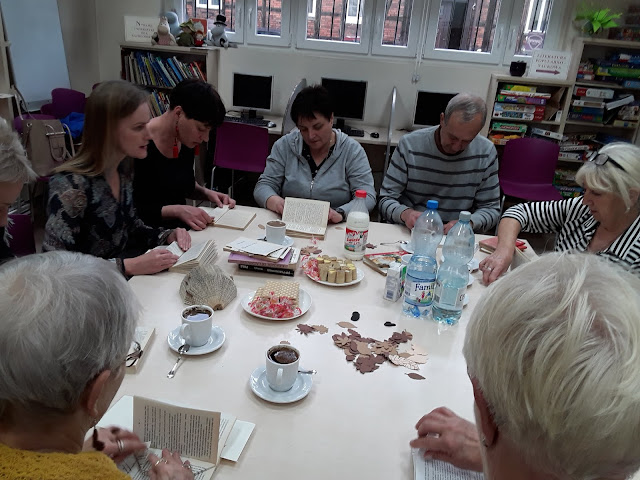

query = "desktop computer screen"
[[320, 78, 367, 134], [232, 73, 273, 113], [413, 91, 457, 127]]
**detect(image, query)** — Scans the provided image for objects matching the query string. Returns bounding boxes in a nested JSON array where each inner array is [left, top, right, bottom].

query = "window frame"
[[246, 0, 292, 47], [188, 0, 244, 43], [371, 0, 426, 58], [295, 0, 374, 54]]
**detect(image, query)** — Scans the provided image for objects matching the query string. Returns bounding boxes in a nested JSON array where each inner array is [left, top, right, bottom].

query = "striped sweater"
[[503, 197, 640, 276], [378, 126, 500, 232]]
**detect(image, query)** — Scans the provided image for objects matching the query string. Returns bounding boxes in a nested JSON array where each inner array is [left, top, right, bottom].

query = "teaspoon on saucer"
[[380, 240, 409, 246], [167, 343, 190, 378], [298, 369, 317, 375]]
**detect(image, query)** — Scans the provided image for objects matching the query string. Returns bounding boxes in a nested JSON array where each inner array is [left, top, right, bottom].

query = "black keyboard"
[[224, 115, 271, 127], [344, 128, 365, 137]]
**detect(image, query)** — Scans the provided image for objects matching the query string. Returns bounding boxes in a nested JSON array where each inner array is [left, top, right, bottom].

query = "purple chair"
[[7, 214, 36, 257], [40, 88, 86, 119], [499, 137, 563, 203], [211, 122, 269, 198]]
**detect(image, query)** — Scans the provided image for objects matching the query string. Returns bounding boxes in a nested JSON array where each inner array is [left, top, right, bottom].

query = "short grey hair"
[[444, 93, 487, 125], [464, 252, 640, 480], [576, 142, 640, 211], [0, 251, 139, 417], [0, 117, 36, 184]]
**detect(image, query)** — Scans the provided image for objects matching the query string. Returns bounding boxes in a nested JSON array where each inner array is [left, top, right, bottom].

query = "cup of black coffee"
[[265, 345, 300, 391], [180, 305, 213, 347]]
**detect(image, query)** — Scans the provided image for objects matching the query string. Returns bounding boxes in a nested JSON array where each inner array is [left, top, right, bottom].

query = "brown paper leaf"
[[356, 341, 372, 355], [333, 333, 350, 348], [398, 352, 412, 358], [311, 325, 328, 334], [279, 340, 290, 345], [297, 324, 315, 335], [365, 243, 376, 249], [337, 321, 356, 329], [258, 224, 265, 230], [345, 354, 356, 362], [406, 373, 426, 380]]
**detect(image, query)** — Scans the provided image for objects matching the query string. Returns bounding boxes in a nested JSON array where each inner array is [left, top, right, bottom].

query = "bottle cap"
[[459, 211, 471, 221], [426, 200, 439, 209], [355, 189, 367, 198]]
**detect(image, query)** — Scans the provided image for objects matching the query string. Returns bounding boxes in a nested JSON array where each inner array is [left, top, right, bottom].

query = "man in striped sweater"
[[379, 93, 500, 233]]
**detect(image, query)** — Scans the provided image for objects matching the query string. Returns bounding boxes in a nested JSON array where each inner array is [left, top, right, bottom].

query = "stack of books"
[[569, 86, 615, 123], [225, 237, 300, 277]]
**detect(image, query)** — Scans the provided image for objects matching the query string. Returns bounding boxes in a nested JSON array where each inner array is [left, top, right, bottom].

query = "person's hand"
[[206, 190, 236, 209], [124, 250, 179, 276], [83, 426, 146, 464], [328, 208, 343, 224], [410, 407, 483, 473], [167, 228, 191, 251], [168, 205, 212, 231], [400, 209, 421, 230], [265, 195, 285, 216], [443, 220, 457, 235], [148, 449, 194, 480], [479, 247, 513, 285]]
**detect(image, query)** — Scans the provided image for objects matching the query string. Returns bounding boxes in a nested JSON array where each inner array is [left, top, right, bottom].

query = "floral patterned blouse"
[[43, 161, 171, 274]]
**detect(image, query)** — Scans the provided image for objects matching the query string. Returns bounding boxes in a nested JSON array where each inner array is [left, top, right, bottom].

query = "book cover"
[[493, 103, 544, 114], [363, 251, 406, 276], [238, 264, 295, 277], [530, 128, 565, 141], [573, 86, 615, 99], [495, 94, 546, 105], [228, 248, 300, 270]]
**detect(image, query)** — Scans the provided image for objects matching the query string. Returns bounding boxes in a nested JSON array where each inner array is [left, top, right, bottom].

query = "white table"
[[120, 206, 494, 479]]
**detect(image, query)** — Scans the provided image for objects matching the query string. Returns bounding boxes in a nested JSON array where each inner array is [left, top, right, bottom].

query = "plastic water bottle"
[[344, 189, 369, 260], [402, 200, 443, 317], [432, 211, 475, 325]]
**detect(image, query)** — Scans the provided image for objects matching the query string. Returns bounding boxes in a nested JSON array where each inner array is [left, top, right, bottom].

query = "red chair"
[[499, 137, 563, 203], [40, 88, 86, 119], [210, 122, 269, 198], [7, 214, 36, 257]]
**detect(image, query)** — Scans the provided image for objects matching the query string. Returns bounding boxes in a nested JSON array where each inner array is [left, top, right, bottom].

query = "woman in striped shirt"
[[481, 142, 640, 284]]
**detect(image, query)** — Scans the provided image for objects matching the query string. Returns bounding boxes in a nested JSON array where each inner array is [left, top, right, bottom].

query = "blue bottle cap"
[[459, 211, 471, 221], [426, 200, 439, 209]]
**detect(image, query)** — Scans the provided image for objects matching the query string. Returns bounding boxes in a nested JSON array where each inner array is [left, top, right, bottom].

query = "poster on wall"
[[124, 16, 158, 43], [529, 50, 572, 80]]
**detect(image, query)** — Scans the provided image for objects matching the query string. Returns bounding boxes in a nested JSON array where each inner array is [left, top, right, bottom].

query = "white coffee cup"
[[180, 305, 213, 347], [265, 345, 300, 392], [265, 220, 286, 245]]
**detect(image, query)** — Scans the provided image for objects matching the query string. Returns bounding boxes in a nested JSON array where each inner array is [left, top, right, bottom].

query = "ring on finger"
[[183, 462, 192, 470], [154, 458, 168, 467], [116, 439, 125, 454]]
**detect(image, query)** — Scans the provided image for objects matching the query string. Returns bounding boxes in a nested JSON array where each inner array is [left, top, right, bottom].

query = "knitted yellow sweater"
[[0, 443, 129, 479]]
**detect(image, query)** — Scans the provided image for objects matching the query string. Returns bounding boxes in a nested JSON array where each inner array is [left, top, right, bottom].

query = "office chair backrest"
[[7, 214, 36, 257], [214, 121, 269, 172], [499, 137, 563, 202], [42, 88, 86, 119]]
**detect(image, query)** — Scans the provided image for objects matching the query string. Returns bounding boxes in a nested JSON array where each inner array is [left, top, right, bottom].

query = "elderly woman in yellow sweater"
[[0, 252, 192, 480]]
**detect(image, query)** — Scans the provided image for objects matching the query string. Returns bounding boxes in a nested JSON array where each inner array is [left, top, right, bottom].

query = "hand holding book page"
[[281, 197, 330, 238], [199, 205, 256, 231], [412, 449, 484, 480]]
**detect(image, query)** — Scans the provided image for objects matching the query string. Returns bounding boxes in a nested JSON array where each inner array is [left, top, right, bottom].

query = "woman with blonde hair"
[[43, 80, 190, 276], [481, 142, 640, 283]]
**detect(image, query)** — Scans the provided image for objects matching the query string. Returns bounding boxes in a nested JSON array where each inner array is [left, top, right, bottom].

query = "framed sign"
[[529, 50, 572, 80], [124, 16, 158, 43]]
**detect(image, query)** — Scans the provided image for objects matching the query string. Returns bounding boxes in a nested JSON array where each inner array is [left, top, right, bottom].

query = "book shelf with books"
[[120, 43, 220, 116]]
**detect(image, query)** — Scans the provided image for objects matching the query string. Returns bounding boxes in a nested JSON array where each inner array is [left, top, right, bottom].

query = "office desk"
[[119, 206, 493, 479]]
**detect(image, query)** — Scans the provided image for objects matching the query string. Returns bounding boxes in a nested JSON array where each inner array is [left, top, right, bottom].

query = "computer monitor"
[[320, 77, 367, 131], [232, 73, 273, 118], [413, 91, 457, 128]]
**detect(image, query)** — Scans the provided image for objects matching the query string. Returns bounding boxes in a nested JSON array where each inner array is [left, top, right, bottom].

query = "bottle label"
[[344, 228, 368, 253], [434, 281, 466, 309], [404, 278, 435, 306]]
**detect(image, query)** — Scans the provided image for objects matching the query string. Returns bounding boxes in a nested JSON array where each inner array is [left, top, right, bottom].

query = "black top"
[[301, 142, 335, 179], [133, 140, 197, 229]]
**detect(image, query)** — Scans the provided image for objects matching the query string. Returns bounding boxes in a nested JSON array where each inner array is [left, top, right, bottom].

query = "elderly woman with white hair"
[[0, 251, 193, 480], [481, 142, 640, 283], [0, 117, 36, 262], [411, 252, 640, 480]]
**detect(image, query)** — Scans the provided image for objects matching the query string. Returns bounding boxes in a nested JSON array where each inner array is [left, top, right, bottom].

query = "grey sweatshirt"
[[253, 129, 376, 216]]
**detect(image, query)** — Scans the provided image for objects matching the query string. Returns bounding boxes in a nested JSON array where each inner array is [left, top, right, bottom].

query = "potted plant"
[[574, 4, 622, 36]]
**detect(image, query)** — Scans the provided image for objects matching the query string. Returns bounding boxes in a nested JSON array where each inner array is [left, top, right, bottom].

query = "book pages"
[[200, 206, 256, 231], [282, 197, 330, 238], [412, 449, 484, 480]]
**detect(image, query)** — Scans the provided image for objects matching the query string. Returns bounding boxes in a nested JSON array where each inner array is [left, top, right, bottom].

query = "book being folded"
[[155, 240, 218, 273], [199, 205, 256, 231]]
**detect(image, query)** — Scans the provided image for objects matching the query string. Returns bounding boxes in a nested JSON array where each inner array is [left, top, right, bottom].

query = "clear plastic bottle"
[[402, 200, 443, 317], [432, 211, 475, 325], [344, 190, 369, 260]]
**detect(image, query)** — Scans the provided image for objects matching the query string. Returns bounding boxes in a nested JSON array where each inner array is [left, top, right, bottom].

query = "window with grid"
[[306, 0, 364, 43], [256, 0, 283, 36], [381, 0, 413, 47], [185, 0, 236, 33], [435, 0, 502, 53], [515, 0, 554, 55]]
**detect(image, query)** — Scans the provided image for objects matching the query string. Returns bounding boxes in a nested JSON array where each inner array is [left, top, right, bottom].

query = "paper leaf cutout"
[[350, 311, 360, 322], [279, 340, 290, 345], [398, 352, 412, 358], [388, 354, 421, 370], [347, 328, 361, 338], [258, 224, 265, 230], [406, 373, 426, 380], [365, 243, 376, 249], [301, 246, 322, 255], [332, 333, 351, 348], [345, 354, 356, 362], [356, 341, 372, 355], [311, 325, 328, 334], [296, 324, 315, 335], [337, 321, 357, 329]]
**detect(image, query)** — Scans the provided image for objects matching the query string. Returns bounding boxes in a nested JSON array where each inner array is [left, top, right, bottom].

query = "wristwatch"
[[335, 208, 346, 222]]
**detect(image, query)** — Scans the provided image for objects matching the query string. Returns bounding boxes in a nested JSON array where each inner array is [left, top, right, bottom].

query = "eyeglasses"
[[125, 341, 143, 368], [587, 151, 627, 172]]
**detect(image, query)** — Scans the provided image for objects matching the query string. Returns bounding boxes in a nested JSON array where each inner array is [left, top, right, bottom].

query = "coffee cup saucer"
[[258, 236, 294, 247], [167, 325, 225, 355], [249, 365, 312, 404]]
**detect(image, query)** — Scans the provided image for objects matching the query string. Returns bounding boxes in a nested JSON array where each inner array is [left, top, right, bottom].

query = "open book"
[[199, 205, 256, 231], [413, 449, 484, 480], [282, 197, 330, 239], [99, 395, 255, 480], [156, 240, 218, 274]]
